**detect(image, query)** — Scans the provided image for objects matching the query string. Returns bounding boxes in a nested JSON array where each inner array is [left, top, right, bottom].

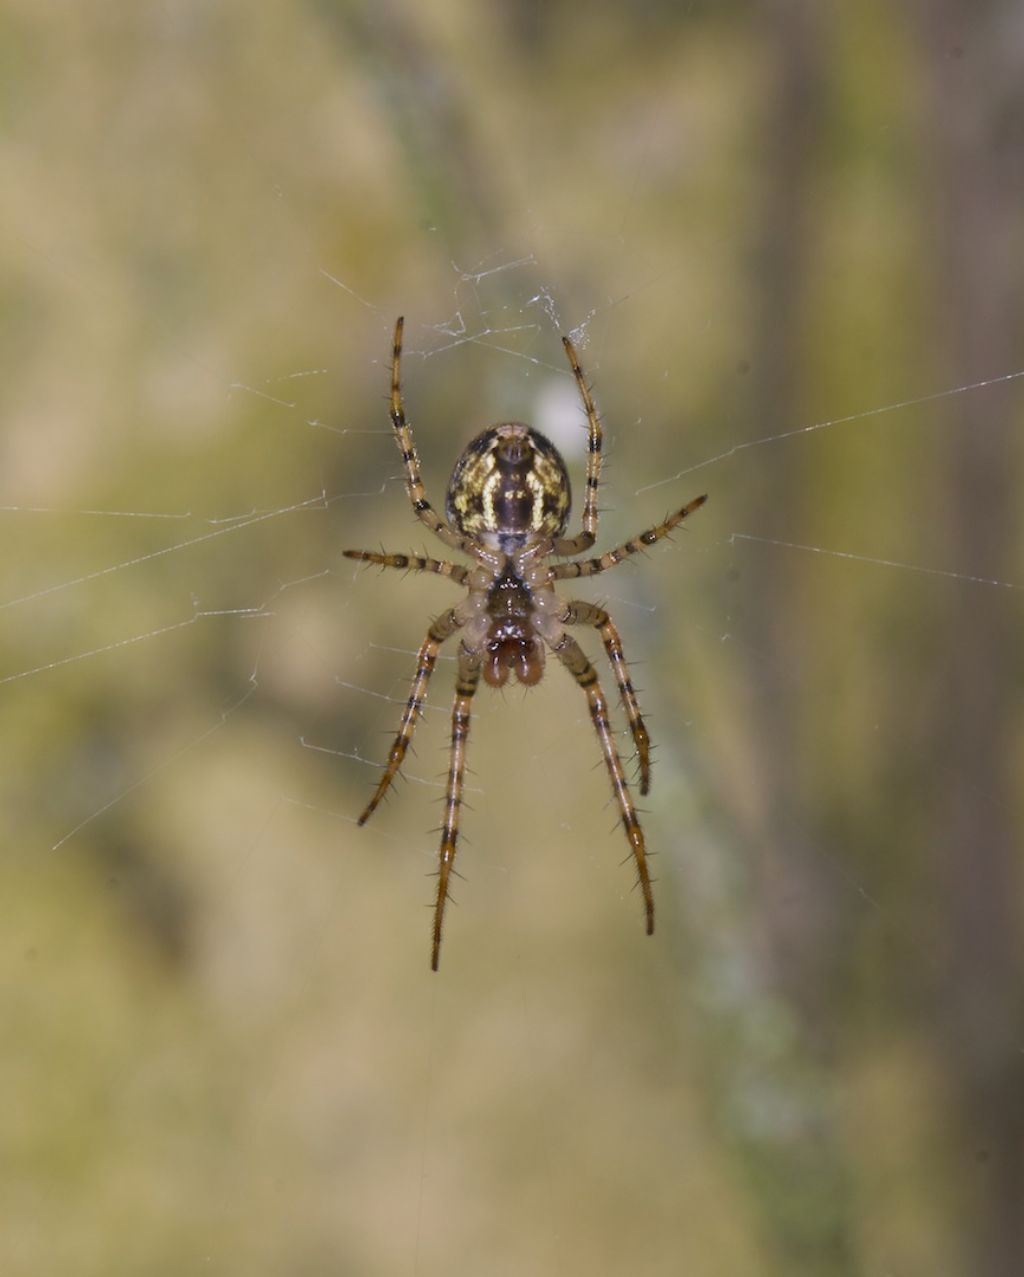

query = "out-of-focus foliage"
[[2, 2, 1022, 1274]]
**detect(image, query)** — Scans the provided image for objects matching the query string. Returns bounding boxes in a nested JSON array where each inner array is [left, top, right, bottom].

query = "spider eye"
[[445, 424, 571, 544]]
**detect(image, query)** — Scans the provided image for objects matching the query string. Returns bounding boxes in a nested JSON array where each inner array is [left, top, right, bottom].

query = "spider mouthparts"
[[483, 637, 544, 688]]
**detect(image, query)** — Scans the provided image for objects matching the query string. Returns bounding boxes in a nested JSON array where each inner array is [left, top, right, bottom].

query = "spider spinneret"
[[344, 317, 706, 970]]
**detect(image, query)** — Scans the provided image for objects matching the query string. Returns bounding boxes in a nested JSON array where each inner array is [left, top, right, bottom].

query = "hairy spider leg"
[[551, 334, 603, 557], [431, 646, 482, 970], [560, 601, 652, 795], [551, 492, 708, 581], [388, 317, 482, 558], [342, 548, 470, 586], [357, 607, 464, 825], [549, 630, 655, 936]]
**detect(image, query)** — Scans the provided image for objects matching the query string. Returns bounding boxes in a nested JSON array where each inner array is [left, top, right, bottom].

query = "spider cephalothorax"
[[344, 318, 706, 969]]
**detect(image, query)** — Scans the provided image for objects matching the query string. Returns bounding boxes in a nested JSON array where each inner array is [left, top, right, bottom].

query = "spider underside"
[[344, 317, 706, 970]]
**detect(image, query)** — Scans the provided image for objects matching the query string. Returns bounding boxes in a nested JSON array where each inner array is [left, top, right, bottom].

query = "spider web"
[[4, 5, 1022, 1275]]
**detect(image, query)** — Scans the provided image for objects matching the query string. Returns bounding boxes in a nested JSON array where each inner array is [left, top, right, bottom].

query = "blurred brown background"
[[2, 2, 1023, 1274]]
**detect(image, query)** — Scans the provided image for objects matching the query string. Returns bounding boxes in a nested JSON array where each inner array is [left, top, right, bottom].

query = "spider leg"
[[431, 645, 482, 971], [551, 493, 707, 580], [551, 334, 602, 557], [547, 629, 654, 937], [357, 607, 464, 825], [387, 317, 482, 558], [560, 601, 651, 795], [342, 549, 469, 586]]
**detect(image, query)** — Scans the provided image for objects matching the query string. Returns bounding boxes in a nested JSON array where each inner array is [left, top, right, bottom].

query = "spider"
[[344, 317, 706, 969]]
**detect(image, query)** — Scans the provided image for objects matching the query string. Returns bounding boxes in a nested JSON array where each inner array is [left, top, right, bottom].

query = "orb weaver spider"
[[344, 318, 706, 969]]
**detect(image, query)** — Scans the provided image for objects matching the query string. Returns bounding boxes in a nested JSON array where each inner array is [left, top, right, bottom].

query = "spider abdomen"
[[446, 423, 571, 550]]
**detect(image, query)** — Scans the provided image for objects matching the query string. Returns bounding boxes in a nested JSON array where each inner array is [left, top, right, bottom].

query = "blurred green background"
[[2, 2, 1023, 1274]]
